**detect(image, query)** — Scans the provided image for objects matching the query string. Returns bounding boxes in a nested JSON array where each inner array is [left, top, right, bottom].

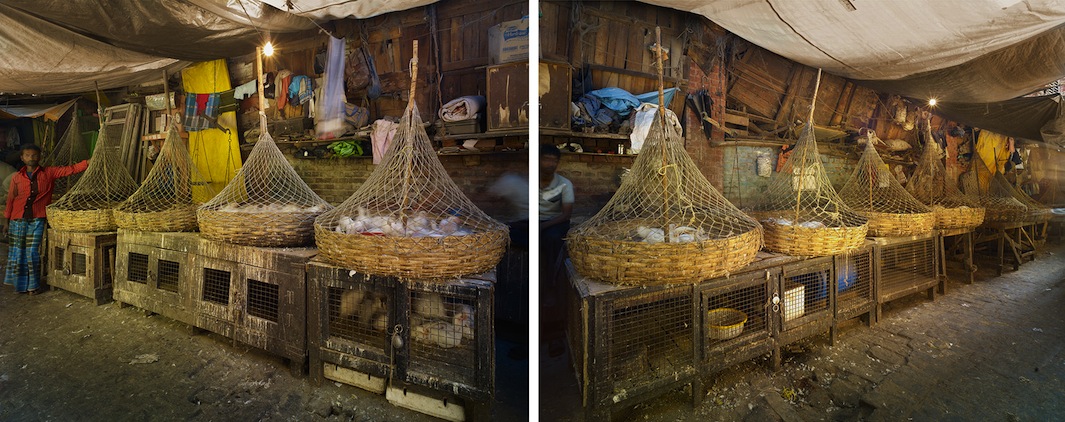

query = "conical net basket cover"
[[314, 100, 508, 279], [990, 172, 1051, 222], [905, 121, 984, 229], [46, 125, 139, 232], [567, 108, 762, 285], [960, 149, 1027, 222], [198, 116, 333, 247], [115, 124, 217, 232], [750, 123, 866, 256], [42, 113, 91, 200], [838, 133, 934, 237]]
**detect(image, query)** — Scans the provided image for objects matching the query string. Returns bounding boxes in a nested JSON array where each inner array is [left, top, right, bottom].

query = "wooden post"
[[257, 46, 267, 125]]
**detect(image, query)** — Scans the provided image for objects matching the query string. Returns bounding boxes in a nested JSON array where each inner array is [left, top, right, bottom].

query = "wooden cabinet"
[[539, 60, 572, 130], [486, 62, 529, 132]]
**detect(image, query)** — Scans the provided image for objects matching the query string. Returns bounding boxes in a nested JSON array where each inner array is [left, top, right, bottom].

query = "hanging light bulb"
[[928, 97, 938, 107], [263, 41, 275, 57]]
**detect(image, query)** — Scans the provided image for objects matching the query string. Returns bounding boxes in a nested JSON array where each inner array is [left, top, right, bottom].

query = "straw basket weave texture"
[[755, 216, 867, 256], [568, 223, 761, 285], [860, 211, 936, 237], [199, 209, 319, 247], [315, 225, 508, 279], [114, 205, 199, 233], [48, 208, 116, 233], [931, 206, 985, 229]]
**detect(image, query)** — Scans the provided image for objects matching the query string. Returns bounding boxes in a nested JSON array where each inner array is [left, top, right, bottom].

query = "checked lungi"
[[4, 218, 46, 292]]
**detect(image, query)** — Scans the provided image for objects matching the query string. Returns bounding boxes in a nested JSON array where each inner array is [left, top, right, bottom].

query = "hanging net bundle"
[[959, 149, 1028, 223], [750, 123, 866, 256], [115, 124, 217, 232], [837, 132, 935, 237], [904, 120, 984, 229], [42, 112, 91, 200], [566, 106, 763, 285], [314, 48, 508, 279], [198, 115, 333, 247], [46, 125, 140, 232]]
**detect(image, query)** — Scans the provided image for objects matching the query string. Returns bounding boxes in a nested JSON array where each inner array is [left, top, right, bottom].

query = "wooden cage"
[[47, 229, 117, 305], [190, 238, 317, 374], [832, 241, 877, 341], [873, 233, 939, 320], [113, 230, 200, 325], [307, 260, 495, 421]]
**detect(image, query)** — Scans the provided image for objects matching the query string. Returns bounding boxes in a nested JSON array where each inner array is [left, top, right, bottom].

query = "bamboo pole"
[[793, 68, 823, 224], [656, 27, 671, 230]]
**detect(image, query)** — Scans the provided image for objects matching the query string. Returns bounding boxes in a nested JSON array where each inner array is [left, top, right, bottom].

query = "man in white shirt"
[[539, 144, 574, 357]]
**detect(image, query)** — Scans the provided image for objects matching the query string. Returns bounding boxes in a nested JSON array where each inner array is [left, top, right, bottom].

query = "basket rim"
[[707, 307, 748, 329]]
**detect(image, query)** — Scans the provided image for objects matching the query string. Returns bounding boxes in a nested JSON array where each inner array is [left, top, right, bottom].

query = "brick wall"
[[284, 151, 529, 222], [716, 145, 858, 208], [556, 153, 633, 220]]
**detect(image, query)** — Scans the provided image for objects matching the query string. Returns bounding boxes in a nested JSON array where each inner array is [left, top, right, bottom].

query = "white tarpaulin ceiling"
[[0, 0, 434, 95], [645, 0, 1065, 144]]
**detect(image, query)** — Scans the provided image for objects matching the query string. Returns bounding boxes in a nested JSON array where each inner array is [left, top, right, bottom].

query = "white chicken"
[[450, 304, 475, 340], [636, 226, 666, 243], [338, 289, 366, 319], [412, 292, 448, 319]]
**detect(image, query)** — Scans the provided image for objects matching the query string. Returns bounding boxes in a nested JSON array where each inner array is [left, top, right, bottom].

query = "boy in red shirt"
[[3, 144, 89, 294]]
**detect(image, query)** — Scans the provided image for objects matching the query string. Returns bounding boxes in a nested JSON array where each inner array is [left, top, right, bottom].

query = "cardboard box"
[[488, 17, 529, 65], [783, 281, 805, 322]]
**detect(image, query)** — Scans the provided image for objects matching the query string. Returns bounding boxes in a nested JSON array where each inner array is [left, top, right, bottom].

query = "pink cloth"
[[370, 119, 398, 165]]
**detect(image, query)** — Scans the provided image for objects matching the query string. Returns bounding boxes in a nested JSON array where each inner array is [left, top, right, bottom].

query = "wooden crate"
[[539, 60, 571, 130], [113, 230, 200, 325], [832, 241, 877, 337], [191, 238, 317, 374], [566, 261, 699, 421], [873, 233, 939, 321], [47, 229, 117, 305], [773, 256, 835, 368], [307, 260, 495, 420], [486, 62, 529, 132]]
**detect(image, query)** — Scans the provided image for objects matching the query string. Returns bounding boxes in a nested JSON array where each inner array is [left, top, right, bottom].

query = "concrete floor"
[[541, 239, 1065, 421], [0, 243, 528, 421]]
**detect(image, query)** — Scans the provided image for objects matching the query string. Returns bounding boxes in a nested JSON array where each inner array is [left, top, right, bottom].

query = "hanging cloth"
[[975, 129, 1011, 192], [316, 36, 347, 140], [181, 59, 242, 196]]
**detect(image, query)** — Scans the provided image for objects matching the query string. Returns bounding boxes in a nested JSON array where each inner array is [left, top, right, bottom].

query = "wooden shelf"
[[541, 128, 629, 140], [434, 128, 528, 141], [561, 151, 636, 157]]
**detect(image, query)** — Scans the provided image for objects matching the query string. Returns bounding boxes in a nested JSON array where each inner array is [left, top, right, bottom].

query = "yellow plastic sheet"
[[181, 60, 241, 198], [975, 129, 1011, 192]]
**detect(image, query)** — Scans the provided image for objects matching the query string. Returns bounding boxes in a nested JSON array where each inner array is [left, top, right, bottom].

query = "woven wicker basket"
[[198, 209, 319, 247], [114, 205, 199, 232], [932, 206, 985, 229], [47, 208, 116, 232], [707, 308, 748, 340], [314, 225, 508, 279], [753, 215, 867, 257], [859, 211, 936, 237], [983, 207, 1026, 223], [567, 221, 762, 285]]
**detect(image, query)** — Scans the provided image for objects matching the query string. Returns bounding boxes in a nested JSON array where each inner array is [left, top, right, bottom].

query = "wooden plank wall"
[[541, 1, 690, 116], [258, 0, 527, 122]]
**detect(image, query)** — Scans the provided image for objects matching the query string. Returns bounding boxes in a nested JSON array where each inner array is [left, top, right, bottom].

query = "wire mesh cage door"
[[192, 254, 239, 336], [700, 269, 775, 374], [833, 242, 876, 325], [874, 235, 938, 304], [592, 285, 696, 409], [778, 257, 834, 334], [401, 277, 494, 403], [233, 264, 308, 369], [44, 230, 116, 305]]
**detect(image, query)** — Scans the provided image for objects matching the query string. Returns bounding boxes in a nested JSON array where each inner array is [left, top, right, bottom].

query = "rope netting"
[[837, 132, 934, 237], [990, 171, 1051, 222], [315, 43, 508, 279], [567, 104, 762, 284], [750, 70, 866, 256], [46, 121, 140, 232], [197, 114, 333, 247], [115, 123, 217, 232], [42, 112, 91, 200], [960, 148, 1028, 223], [905, 119, 984, 229]]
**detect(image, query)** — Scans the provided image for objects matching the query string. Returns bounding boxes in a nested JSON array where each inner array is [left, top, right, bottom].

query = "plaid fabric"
[[4, 218, 46, 292], [183, 93, 220, 132]]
